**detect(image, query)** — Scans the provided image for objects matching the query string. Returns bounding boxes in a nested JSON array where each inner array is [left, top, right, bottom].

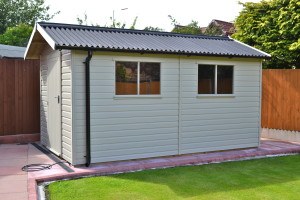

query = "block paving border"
[[28, 139, 300, 200]]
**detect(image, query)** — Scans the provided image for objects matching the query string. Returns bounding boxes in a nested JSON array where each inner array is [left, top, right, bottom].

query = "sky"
[[44, 0, 260, 31]]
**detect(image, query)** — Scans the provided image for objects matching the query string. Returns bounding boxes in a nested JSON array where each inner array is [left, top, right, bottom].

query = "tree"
[[0, 0, 58, 34], [168, 15, 202, 35], [0, 23, 32, 46], [233, 0, 300, 69]]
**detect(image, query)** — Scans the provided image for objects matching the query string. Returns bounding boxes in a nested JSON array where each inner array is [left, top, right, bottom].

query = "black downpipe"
[[84, 50, 93, 167]]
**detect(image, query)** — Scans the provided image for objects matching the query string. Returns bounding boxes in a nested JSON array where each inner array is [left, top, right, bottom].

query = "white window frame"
[[114, 61, 161, 98], [197, 64, 235, 97]]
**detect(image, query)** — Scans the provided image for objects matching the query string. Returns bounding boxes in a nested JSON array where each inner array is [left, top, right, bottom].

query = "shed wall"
[[180, 59, 261, 154], [72, 52, 180, 164], [71, 51, 261, 165]]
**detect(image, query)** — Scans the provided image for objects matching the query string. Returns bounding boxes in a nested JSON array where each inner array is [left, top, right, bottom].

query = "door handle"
[[54, 95, 60, 103]]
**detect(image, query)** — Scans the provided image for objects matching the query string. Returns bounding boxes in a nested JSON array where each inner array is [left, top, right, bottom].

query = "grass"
[[47, 154, 300, 200]]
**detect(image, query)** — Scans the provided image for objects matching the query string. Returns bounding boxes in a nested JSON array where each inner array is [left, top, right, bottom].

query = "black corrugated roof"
[[37, 22, 270, 58]]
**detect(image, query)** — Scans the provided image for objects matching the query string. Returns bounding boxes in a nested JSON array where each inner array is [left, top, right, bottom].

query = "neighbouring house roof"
[[25, 22, 270, 59], [209, 19, 235, 36], [0, 44, 26, 59]]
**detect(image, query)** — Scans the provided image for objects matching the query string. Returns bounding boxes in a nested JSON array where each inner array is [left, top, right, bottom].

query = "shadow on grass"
[[110, 155, 300, 198]]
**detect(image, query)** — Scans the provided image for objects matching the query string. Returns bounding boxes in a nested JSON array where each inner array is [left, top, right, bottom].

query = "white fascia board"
[[24, 23, 38, 59], [24, 23, 57, 59], [36, 23, 56, 50], [230, 37, 271, 58]]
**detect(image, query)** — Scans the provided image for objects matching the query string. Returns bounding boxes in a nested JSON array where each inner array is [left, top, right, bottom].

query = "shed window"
[[116, 61, 160, 95], [198, 64, 233, 94], [116, 62, 138, 95]]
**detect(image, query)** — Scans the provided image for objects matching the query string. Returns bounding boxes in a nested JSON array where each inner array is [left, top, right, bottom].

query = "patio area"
[[0, 138, 300, 200]]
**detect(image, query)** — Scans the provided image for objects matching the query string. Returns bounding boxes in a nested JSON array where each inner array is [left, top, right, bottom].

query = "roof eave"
[[56, 45, 270, 59], [24, 23, 38, 59], [230, 37, 271, 58], [37, 23, 56, 50], [24, 23, 57, 59]]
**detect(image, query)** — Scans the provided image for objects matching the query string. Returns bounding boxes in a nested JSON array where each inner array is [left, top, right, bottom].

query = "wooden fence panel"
[[0, 63, 4, 134], [0, 59, 40, 136], [262, 69, 300, 131]]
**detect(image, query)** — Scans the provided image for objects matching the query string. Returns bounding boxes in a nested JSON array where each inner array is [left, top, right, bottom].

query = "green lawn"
[[47, 154, 300, 200]]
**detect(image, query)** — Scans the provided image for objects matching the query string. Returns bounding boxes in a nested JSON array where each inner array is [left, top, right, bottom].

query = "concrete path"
[[0, 143, 66, 200], [0, 139, 300, 200], [0, 144, 28, 200]]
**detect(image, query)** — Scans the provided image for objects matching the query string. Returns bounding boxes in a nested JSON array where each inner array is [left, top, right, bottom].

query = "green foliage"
[[129, 16, 138, 29], [0, 23, 33, 46], [169, 15, 202, 35], [143, 26, 164, 32], [0, 0, 58, 34], [76, 13, 138, 29], [233, 0, 300, 69], [110, 16, 126, 29], [109, 16, 138, 29], [76, 12, 88, 25], [116, 66, 126, 81], [204, 23, 223, 36], [0, 0, 58, 47]]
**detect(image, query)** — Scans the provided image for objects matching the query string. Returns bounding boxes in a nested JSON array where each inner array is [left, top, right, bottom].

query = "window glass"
[[140, 62, 160, 95], [198, 65, 215, 94], [115, 61, 138, 95], [217, 65, 233, 94]]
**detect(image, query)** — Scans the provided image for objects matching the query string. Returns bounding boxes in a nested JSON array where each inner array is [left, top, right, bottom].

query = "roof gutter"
[[56, 46, 271, 59], [84, 50, 93, 167]]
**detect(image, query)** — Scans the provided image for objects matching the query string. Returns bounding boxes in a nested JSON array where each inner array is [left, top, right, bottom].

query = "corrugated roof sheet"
[[0, 44, 26, 58], [38, 22, 270, 58]]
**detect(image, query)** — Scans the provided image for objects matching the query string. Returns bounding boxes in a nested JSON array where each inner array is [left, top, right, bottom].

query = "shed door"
[[47, 53, 62, 156]]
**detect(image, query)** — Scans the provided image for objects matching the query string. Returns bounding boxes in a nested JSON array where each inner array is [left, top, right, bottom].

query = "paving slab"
[[0, 192, 28, 200], [0, 143, 67, 200]]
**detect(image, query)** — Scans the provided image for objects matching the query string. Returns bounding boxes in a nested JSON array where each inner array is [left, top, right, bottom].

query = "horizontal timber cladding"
[[72, 52, 179, 164], [179, 60, 261, 154], [72, 51, 261, 164]]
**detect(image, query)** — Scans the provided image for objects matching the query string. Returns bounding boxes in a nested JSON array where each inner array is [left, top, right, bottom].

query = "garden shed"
[[25, 22, 270, 166]]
